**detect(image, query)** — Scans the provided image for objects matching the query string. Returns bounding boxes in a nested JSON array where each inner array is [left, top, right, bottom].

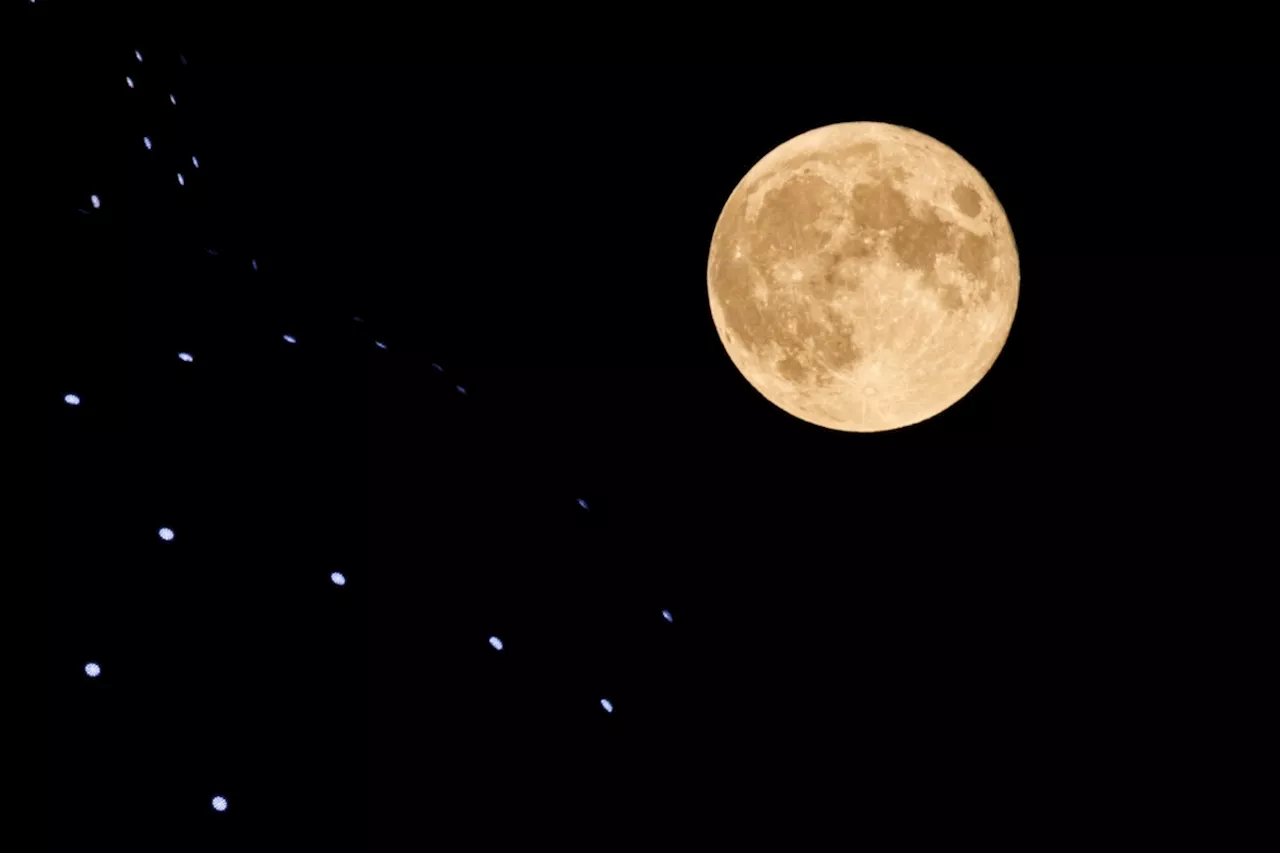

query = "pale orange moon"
[[707, 121, 1019, 432]]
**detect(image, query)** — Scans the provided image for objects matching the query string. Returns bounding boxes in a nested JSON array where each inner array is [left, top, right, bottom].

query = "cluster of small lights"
[[60, 50, 679, 824]]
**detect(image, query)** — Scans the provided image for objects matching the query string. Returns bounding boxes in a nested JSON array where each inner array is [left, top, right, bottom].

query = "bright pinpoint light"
[[577, 498, 589, 510], [90, 194, 101, 209], [375, 341, 387, 349], [211, 796, 228, 812], [178, 352, 193, 362], [192, 155, 199, 168], [456, 385, 467, 395], [126, 76, 134, 88], [489, 636, 503, 651], [283, 334, 297, 344], [170, 93, 177, 105], [135, 49, 143, 62], [85, 662, 101, 678], [662, 609, 673, 622], [177, 172, 185, 186], [330, 571, 346, 586], [144, 136, 152, 150], [64, 393, 81, 406], [158, 527, 175, 541], [601, 698, 614, 713]]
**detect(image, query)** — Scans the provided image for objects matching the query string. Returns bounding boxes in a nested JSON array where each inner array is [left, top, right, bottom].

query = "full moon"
[[707, 122, 1019, 432]]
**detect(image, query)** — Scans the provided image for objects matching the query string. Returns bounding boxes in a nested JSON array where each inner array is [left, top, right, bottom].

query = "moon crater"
[[708, 122, 1019, 432]]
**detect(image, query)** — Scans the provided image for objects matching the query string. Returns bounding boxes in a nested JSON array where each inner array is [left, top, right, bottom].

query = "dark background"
[[36, 7, 1271, 845]]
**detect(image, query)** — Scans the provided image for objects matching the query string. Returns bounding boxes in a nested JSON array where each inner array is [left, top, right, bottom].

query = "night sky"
[[38, 16, 1271, 846]]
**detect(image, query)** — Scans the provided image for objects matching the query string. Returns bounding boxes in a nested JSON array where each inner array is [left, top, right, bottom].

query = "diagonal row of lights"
[[66, 46, 678, 820]]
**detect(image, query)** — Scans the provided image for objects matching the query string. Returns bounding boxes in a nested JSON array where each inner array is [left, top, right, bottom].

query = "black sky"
[[38, 18, 1272, 846]]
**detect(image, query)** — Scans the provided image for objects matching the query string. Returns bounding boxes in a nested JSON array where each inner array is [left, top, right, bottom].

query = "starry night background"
[[37, 14, 1273, 846]]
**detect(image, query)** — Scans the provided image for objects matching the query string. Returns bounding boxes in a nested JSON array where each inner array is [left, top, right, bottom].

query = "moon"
[[707, 122, 1019, 432]]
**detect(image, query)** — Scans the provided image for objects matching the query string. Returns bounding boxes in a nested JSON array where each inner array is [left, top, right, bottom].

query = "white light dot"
[[330, 571, 346, 586], [211, 796, 228, 812], [158, 527, 175, 541], [662, 609, 673, 623], [456, 385, 467, 395], [135, 49, 143, 62], [178, 352, 193, 362], [90, 194, 101, 209], [64, 393, 81, 406], [601, 698, 614, 713], [375, 341, 387, 349], [84, 662, 101, 678], [177, 172, 185, 186], [143, 136, 152, 150], [283, 334, 297, 344], [577, 498, 589, 510], [170, 93, 177, 105], [489, 636, 503, 651], [192, 155, 199, 168], [126, 76, 134, 88]]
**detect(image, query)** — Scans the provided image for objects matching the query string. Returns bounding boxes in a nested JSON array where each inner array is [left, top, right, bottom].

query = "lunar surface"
[[707, 122, 1019, 432]]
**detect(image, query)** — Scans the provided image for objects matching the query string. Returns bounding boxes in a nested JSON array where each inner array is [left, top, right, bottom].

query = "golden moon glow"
[[707, 122, 1019, 432]]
